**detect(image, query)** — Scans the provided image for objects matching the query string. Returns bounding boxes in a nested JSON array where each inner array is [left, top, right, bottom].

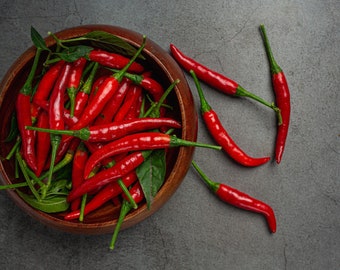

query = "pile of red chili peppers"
[[2, 24, 290, 249]]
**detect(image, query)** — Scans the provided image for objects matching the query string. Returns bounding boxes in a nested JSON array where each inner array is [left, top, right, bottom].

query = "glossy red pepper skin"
[[16, 94, 37, 172], [170, 44, 238, 95], [191, 70, 270, 167], [64, 171, 137, 220], [35, 111, 50, 177], [67, 151, 149, 202], [88, 50, 144, 73], [260, 25, 290, 164], [70, 143, 89, 211], [32, 60, 65, 111], [113, 85, 142, 122], [192, 161, 276, 233], [94, 78, 131, 125], [82, 132, 217, 178]]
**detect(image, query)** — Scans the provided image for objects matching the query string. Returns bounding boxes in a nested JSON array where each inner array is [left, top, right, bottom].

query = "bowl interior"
[[0, 25, 197, 234]]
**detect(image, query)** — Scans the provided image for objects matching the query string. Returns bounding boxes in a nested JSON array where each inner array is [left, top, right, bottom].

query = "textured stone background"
[[0, 1, 339, 269]]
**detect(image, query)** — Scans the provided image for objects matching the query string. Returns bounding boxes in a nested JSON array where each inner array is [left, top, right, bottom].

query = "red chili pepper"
[[110, 70, 166, 117], [32, 60, 65, 111], [94, 78, 131, 125], [44, 62, 72, 196], [66, 57, 87, 117], [28, 117, 182, 143], [87, 75, 107, 106], [192, 161, 276, 233], [71, 36, 147, 130], [191, 70, 270, 167], [88, 49, 144, 73], [70, 142, 89, 211], [82, 132, 221, 178], [67, 150, 151, 202], [110, 181, 145, 250], [260, 25, 290, 164], [124, 87, 143, 120], [113, 85, 143, 122], [35, 111, 50, 177], [15, 46, 43, 172], [64, 171, 137, 220], [170, 44, 281, 120]]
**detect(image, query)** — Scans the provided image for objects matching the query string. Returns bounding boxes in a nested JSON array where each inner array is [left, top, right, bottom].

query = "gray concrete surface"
[[0, 0, 339, 269]]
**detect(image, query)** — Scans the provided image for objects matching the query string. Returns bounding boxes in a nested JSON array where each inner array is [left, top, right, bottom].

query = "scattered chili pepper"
[[71, 36, 147, 130], [35, 111, 50, 177], [191, 70, 270, 167], [64, 171, 137, 220], [170, 44, 282, 122], [110, 181, 145, 250], [27, 117, 181, 142], [66, 57, 87, 117], [82, 132, 221, 179], [259, 24, 290, 164], [87, 49, 144, 73], [192, 161, 276, 233], [94, 78, 131, 125], [70, 142, 88, 211]]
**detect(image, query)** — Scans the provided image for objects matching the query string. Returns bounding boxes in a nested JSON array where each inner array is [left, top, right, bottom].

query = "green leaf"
[[136, 150, 166, 209], [54, 45, 93, 62], [16, 190, 69, 213], [83, 31, 145, 60], [30, 26, 49, 51]]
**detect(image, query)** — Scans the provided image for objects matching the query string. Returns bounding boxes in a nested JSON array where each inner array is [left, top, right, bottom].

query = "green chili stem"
[[190, 70, 211, 113], [16, 151, 41, 201], [109, 199, 132, 250], [170, 136, 221, 150], [113, 35, 146, 83], [0, 182, 29, 190], [191, 161, 219, 193], [26, 126, 90, 141], [79, 193, 88, 222], [6, 137, 21, 160]]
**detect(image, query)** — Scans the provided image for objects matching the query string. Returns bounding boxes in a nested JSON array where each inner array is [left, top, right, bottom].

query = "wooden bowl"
[[0, 25, 197, 234]]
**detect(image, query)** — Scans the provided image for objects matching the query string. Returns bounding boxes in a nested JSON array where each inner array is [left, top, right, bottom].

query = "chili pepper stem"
[[191, 161, 219, 193], [5, 137, 21, 160], [79, 193, 87, 222], [109, 199, 132, 250], [43, 134, 61, 198], [259, 25, 282, 75], [26, 126, 90, 141], [16, 151, 41, 202], [117, 179, 137, 209], [171, 137, 222, 150]]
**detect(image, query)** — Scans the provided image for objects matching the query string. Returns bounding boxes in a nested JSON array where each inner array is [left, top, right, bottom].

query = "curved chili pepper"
[[192, 161, 276, 233], [35, 111, 50, 177], [191, 70, 270, 167], [94, 78, 131, 125], [44, 62, 72, 197], [64, 171, 137, 220], [82, 132, 221, 178], [88, 49, 144, 73], [113, 85, 143, 122], [259, 25, 290, 164], [15, 47, 43, 172], [67, 151, 151, 202], [27, 117, 182, 142], [70, 142, 89, 211], [71, 36, 147, 130], [109, 69, 166, 117], [124, 87, 144, 120], [66, 57, 87, 117], [110, 181, 145, 250], [32, 60, 65, 111], [87, 75, 108, 105], [170, 44, 281, 121]]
